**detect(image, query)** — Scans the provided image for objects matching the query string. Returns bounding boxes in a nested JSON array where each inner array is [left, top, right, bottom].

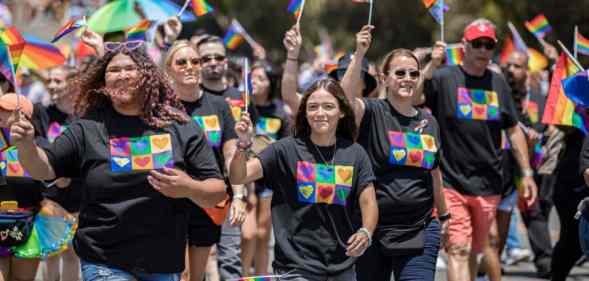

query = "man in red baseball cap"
[[417, 18, 538, 281]]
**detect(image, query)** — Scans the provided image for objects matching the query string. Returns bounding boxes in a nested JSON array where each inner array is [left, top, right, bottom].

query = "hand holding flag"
[[355, 25, 374, 58], [283, 25, 302, 57]]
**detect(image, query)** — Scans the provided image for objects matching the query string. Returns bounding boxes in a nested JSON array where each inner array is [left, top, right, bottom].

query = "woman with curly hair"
[[164, 40, 245, 281], [9, 39, 226, 280], [229, 78, 378, 280]]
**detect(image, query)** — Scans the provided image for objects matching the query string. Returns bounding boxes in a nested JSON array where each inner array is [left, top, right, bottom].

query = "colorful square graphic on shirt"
[[387, 131, 437, 169], [256, 117, 282, 141], [296, 161, 354, 206], [109, 134, 174, 173], [456, 87, 500, 120], [0, 147, 30, 177], [527, 101, 539, 124], [226, 98, 244, 121], [47, 122, 68, 143], [193, 115, 222, 148]]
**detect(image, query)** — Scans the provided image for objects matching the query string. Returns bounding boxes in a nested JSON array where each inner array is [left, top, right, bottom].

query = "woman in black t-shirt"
[[229, 79, 377, 280], [9, 40, 225, 280], [164, 40, 245, 281], [241, 60, 291, 276], [342, 27, 449, 281]]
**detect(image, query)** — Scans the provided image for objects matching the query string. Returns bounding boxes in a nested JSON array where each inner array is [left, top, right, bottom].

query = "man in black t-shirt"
[[420, 19, 538, 281], [195, 35, 244, 279]]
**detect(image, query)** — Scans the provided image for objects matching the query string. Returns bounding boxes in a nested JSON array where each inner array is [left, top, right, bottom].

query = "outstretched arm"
[[281, 25, 303, 113]]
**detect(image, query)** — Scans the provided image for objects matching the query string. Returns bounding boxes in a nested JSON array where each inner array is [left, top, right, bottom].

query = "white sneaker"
[[505, 248, 532, 266]]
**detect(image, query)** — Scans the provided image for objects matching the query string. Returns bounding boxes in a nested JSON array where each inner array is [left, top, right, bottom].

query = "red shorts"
[[444, 188, 500, 254]]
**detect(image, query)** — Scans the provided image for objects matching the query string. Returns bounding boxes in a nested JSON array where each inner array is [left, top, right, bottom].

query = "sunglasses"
[[391, 69, 420, 80], [200, 55, 226, 64], [104, 40, 145, 53], [469, 40, 496, 50], [175, 58, 201, 67], [506, 63, 525, 69]]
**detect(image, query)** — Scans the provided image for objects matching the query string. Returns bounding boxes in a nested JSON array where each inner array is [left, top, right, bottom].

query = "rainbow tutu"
[[11, 200, 77, 259]]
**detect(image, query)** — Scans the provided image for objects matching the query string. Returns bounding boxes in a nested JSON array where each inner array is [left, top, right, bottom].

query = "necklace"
[[311, 137, 337, 169]]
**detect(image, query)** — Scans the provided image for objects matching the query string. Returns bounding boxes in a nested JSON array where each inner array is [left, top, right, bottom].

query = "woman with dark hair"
[[240, 60, 290, 276], [163, 40, 246, 281], [9, 39, 226, 280], [229, 78, 378, 280], [341, 26, 448, 281]]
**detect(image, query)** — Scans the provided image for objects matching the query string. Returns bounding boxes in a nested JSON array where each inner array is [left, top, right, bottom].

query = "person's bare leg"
[[61, 247, 81, 281], [495, 210, 512, 257], [43, 255, 61, 281], [240, 204, 257, 276], [480, 218, 502, 281], [181, 246, 189, 281], [189, 246, 212, 281], [254, 196, 272, 275], [447, 245, 472, 281], [0, 256, 10, 281], [11, 257, 39, 281], [205, 246, 220, 281]]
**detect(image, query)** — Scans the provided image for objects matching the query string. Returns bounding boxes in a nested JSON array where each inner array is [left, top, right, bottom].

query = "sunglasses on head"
[[391, 69, 420, 79], [469, 40, 496, 50], [175, 58, 201, 67], [200, 55, 226, 64], [104, 40, 145, 53]]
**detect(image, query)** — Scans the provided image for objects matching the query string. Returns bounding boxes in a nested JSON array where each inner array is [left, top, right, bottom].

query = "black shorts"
[[187, 202, 222, 247]]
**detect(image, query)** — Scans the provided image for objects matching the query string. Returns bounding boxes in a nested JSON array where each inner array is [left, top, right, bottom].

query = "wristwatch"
[[438, 212, 451, 222]]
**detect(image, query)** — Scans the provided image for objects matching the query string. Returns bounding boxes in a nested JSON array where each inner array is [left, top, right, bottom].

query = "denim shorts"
[[80, 260, 180, 281]]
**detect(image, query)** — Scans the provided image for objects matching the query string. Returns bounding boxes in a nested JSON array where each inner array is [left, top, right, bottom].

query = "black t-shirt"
[[257, 137, 375, 275], [43, 105, 221, 273], [255, 99, 290, 142], [425, 65, 519, 196], [556, 128, 586, 191], [33, 105, 83, 213], [357, 99, 440, 234], [201, 84, 258, 123], [182, 92, 237, 173]]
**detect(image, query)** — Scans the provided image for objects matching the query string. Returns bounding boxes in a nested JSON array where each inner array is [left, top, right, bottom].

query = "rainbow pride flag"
[[499, 37, 515, 65], [0, 27, 25, 71], [425, 0, 448, 25], [0, 44, 16, 86], [422, 0, 436, 8], [21, 34, 66, 70], [126, 19, 151, 41], [223, 22, 244, 50], [446, 46, 463, 65], [577, 31, 589, 56], [527, 48, 548, 72], [525, 14, 552, 39], [191, 0, 213, 16], [238, 277, 273, 281], [51, 17, 86, 43], [541, 53, 588, 134], [288, 0, 303, 18]]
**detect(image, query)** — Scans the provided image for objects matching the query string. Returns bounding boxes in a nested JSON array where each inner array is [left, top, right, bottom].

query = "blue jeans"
[[580, 216, 589, 258], [356, 220, 440, 281], [505, 211, 523, 251], [80, 260, 180, 281]]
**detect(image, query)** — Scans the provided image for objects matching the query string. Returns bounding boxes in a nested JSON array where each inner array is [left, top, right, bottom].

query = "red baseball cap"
[[463, 22, 497, 42]]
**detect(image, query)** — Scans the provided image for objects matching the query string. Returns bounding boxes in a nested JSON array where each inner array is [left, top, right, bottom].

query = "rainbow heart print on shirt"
[[456, 87, 500, 120], [193, 115, 222, 148], [388, 131, 437, 169], [296, 161, 353, 206], [109, 134, 174, 173], [47, 122, 68, 143], [256, 117, 282, 141], [0, 147, 30, 177]]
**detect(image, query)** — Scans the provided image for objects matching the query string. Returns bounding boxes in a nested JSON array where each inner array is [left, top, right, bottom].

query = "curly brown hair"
[[294, 78, 357, 141], [73, 44, 188, 128]]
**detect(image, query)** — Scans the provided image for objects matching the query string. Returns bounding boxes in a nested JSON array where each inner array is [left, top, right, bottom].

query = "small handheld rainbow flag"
[[423, 0, 448, 25], [192, 0, 214, 16], [223, 21, 245, 50], [541, 53, 588, 134], [576, 31, 589, 56], [288, 0, 303, 18], [445, 46, 463, 65], [51, 17, 86, 43], [241, 58, 252, 113], [126, 19, 152, 41], [0, 44, 16, 86], [0, 27, 25, 73], [21, 34, 66, 70], [525, 14, 552, 40]]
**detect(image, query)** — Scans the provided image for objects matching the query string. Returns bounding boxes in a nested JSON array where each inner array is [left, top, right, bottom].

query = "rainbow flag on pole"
[[0, 27, 25, 72], [525, 14, 552, 39], [51, 17, 86, 43], [288, 0, 303, 18], [223, 22, 244, 50], [191, 0, 213, 16], [0, 44, 16, 86], [577, 31, 589, 56], [541, 53, 588, 134], [423, 0, 448, 25], [126, 19, 151, 41], [446, 46, 463, 65]]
